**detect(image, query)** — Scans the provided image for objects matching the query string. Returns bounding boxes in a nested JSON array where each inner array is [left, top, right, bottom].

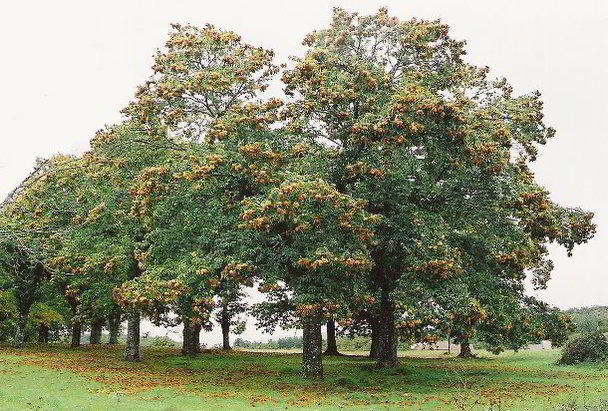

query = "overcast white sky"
[[1, 1, 607, 343]]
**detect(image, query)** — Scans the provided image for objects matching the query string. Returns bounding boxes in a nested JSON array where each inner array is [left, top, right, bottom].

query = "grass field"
[[1, 345, 608, 410]]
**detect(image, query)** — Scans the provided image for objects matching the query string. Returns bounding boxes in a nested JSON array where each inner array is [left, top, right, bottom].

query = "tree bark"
[[71, 321, 82, 348], [323, 319, 341, 356], [376, 290, 398, 367], [194, 323, 201, 350], [37, 324, 49, 343], [302, 315, 323, 379], [458, 338, 474, 358], [181, 317, 201, 355], [89, 319, 103, 344], [369, 316, 382, 359], [221, 304, 231, 350], [107, 308, 121, 345], [14, 310, 28, 349], [125, 310, 140, 361]]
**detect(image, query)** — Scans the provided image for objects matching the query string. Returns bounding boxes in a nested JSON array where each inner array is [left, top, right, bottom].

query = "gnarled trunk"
[[369, 316, 381, 359], [323, 319, 341, 356], [181, 317, 201, 355], [89, 319, 103, 344], [37, 324, 49, 343], [125, 310, 140, 361], [302, 315, 323, 379], [376, 290, 398, 367], [221, 304, 231, 350], [14, 311, 28, 349], [71, 321, 82, 348], [458, 338, 474, 358]]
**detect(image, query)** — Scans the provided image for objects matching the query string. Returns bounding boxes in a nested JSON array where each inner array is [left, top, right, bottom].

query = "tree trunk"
[[108, 309, 121, 345], [181, 317, 201, 355], [71, 321, 82, 348], [194, 323, 201, 350], [107, 305, 122, 344], [458, 338, 474, 358], [37, 324, 49, 343], [369, 316, 382, 359], [14, 310, 28, 349], [323, 319, 341, 356], [302, 315, 323, 379], [89, 319, 103, 344], [221, 304, 231, 350], [376, 290, 398, 367], [125, 310, 140, 361]]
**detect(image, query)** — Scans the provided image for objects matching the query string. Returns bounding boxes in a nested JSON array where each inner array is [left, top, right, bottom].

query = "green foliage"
[[141, 335, 179, 348], [0, 291, 17, 342], [566, 306, 608, 335], [0, 8, 597, 378], [234, 336, 303, 350], [29, 303, 64, 328], [559, 332, 608, 365]]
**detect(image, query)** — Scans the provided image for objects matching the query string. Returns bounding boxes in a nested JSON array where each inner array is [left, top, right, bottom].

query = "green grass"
[[1, 345, 608, 410]]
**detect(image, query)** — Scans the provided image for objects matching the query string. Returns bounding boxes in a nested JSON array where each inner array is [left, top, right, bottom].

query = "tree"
[[241, 180, 375, 378], [215, 290, 248, 350], [281, 8, 595, 366], [3, 121, 174, 358], [116, 22, 282, 357], [0, 229, 49, 348]]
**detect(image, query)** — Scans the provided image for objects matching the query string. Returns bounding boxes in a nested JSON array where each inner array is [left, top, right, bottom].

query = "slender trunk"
[[71, 321, 82, 348], [125, 310, 140, 361], [302, 315, 323, 379], [369, 316, 382, 359], [376, 290, 398, 367], [107, 309, 121, 345], [458, 338, 474, 358], [14, 310, 28, 349], [323, 319, 341, 356], [89, 319, 103, 344], [37, 324, 49, 343], [181, 317, 200, 355], [221, 304, 231, 350]]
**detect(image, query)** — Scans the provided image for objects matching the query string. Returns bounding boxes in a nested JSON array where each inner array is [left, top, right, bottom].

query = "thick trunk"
[[71, 321, 82, 348], [302, 316, 323, 379], [108, 310, 121, 345], [89, 319, 103, 344], [194, 324, 201, 350], [323, 319, 341, 356], [376, 291, 398, 368], [125, 310, 140, 361], [181, 317, 201, 355], [221, 304, 231, 350], [458, 338, 474, 358], [107, 305, 122, 344], [14, 311, 28, 349], [369, 317, 382, 359], [37, 324, 49, 343]]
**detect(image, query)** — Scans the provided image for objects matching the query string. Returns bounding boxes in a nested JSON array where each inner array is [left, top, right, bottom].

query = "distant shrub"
[[142, 336, 178, 348], [558, 332, 608, 365]]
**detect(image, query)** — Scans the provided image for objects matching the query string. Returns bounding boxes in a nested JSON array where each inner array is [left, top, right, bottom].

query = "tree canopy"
[[0, 7, 596, 379]]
